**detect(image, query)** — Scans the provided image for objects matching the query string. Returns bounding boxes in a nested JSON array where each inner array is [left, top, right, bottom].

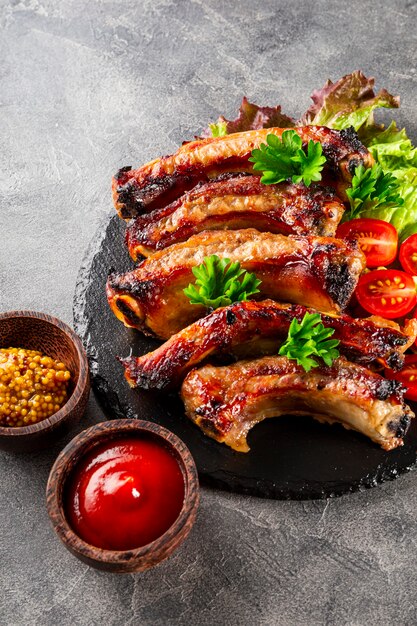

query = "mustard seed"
[[0, 348, 71, 427]]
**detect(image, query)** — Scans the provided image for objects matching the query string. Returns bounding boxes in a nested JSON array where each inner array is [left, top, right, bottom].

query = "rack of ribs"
[[106, 229, 365, 338], [125, 175, 345, 259], [120, 300, 417, 389], [181, 356, 414, 452], [113, 126, 372, 218]]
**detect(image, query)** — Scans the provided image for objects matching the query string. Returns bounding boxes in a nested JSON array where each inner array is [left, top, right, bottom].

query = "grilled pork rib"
[[126, 175, 345, 259], [113, 126, 372, 218], [107, 229, 365, 338], [181, 356, 414, 452], [121, 300, 417, 389]]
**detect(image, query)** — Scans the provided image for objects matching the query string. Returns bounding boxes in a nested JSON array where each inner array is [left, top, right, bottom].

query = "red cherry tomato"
[[336, 218, 398, 268], [356, 269, 417, 319], [399, 234, 417, 276], [385, 354, 417, 402]]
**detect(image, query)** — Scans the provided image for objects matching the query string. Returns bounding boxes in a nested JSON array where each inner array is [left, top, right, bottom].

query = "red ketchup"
[[66, 436, 185, 551]]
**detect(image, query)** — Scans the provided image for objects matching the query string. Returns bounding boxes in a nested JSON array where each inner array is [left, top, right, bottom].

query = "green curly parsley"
[[344, 163, 404, 221], [279, 312, 340, 372], [248, 130, 327, 187], [183, 255, 261, 310]]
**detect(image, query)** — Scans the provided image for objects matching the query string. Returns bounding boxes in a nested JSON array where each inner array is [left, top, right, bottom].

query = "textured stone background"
[[1, 1, 417, 624]]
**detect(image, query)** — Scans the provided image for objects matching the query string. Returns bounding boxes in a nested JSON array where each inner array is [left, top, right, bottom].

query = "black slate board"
[[73, 214, 417, 499]]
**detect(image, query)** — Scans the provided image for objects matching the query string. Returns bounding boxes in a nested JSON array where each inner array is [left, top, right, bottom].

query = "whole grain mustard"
[[0, 348, 71, 427]]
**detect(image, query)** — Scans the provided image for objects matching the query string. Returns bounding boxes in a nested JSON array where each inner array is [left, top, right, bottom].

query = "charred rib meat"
[[107, 229, 365, 338], [126, 175, 345, 259], [181, 356, 414, 452], [113, 126, 372, 218], [121, 300, 417, 389]]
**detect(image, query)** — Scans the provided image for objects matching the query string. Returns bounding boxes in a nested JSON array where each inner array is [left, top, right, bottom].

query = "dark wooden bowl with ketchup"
[[46, 419, 200, 573]]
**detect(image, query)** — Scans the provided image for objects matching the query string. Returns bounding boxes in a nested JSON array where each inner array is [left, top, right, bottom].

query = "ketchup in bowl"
[[66, 436, 185, 551]]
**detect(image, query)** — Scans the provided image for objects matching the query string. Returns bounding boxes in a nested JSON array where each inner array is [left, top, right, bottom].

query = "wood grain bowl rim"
[[46, 419, 200, 572], [0, 310, 89, 438]]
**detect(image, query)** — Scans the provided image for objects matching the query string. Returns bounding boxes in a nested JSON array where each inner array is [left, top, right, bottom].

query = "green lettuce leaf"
[[299, 71, 416, 240], [202, 97, 295, 138], [366, 122, 417, 170], [208, 121, 227, 137], [299, 70, 399, 131], [389, 168, 417, 238], [358, 122, 417, 238]]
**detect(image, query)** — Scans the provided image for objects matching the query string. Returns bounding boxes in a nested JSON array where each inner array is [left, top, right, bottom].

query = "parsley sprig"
[[183, 255, 261, 310], [249, 130, 327, 187], [344, 163, 404, 221], [279, 312, 340, 372]]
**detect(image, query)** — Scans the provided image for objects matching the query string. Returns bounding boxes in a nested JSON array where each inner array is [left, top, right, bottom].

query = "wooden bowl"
[[0, 311, 90, 452], [46, 419, 200, 573]]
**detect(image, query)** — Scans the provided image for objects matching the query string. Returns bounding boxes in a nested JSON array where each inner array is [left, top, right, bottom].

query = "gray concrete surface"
[[1, 0, 417, 624]]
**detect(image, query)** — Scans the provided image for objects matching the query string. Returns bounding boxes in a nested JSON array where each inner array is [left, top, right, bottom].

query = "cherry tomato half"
[[385, 354, 417, 402], [336, 218, 398, 268], [399, 234, 417, 276], [356, 269, 417, 319]]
